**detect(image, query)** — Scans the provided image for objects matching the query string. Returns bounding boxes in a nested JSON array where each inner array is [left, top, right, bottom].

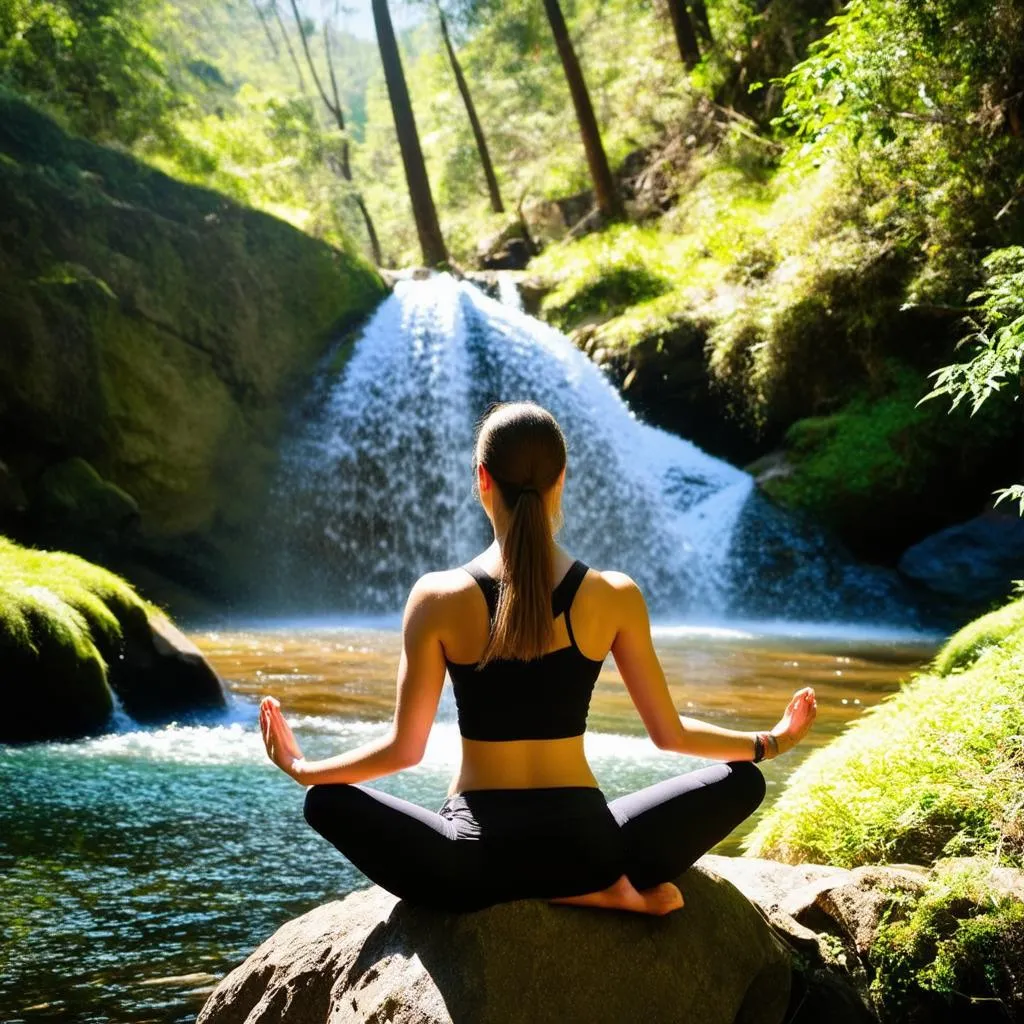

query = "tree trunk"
[[252, 0, 280, 58], [355, 194, 383, 267], [288, 0, 335, 118], [270, 0, 308, 97], [541, 0, 620, 219], [667, 0, 702, 70], [283, 0, 382, 265], [690, 0, 712, 45], [437, 7, 504, 214], [372, 0, 448, 267], [323, 20, 352, 180]]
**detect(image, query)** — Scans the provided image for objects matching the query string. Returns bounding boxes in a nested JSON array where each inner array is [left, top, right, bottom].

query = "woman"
[[260, 401, 817, 915]]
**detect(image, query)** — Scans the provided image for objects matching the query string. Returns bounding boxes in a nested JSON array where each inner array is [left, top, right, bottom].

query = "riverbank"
[[747, 594, 1024, 1019]]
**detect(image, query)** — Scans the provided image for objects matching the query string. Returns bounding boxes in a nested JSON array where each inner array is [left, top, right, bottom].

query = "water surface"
[[0, 623, 935, 1023]]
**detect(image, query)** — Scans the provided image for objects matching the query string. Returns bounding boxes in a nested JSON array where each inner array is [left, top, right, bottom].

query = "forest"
[[2, 1, 1024, 1021]]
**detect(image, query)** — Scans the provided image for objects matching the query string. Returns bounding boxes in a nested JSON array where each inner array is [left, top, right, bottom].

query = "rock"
[[0, 459, 28, 520], [746, 450, 794, 487], [477, 222, 535, 271], [112, 611, 226, 723], [0, 95, 386, 604], [481, 237, 532, 271], [1, 537, 224, 742], [594, 315, 765, 465], [35, 456, 140, 545], [198, 865, 792, 1024], [898, 510, 1024, 608]]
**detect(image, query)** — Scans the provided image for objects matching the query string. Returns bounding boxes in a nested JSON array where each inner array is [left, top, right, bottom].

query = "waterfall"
[[259, 275, 920, 624]]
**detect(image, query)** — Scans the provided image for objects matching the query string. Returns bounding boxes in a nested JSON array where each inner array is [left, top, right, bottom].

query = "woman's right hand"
[[770, 686, 817, 754]]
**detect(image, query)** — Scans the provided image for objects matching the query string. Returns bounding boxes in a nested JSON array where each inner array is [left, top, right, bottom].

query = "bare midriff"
[[450, 735, 600, 794]]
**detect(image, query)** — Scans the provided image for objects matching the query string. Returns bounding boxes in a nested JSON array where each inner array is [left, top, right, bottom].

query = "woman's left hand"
[[259, 695, 305, 780]]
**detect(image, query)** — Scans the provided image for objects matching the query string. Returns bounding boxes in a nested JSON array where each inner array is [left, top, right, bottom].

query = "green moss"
[[0, 536, 158, 741], [536, 226, 689, 333], [869, 862, 1024, 1021], [744, 595, 1024, 869], [933, 599, 1024, 676], [0, 95, 387, 590], [759, 365, 1016, 554]]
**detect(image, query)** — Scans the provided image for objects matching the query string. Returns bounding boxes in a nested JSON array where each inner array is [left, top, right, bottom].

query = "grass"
[[744, 596, 1024, 870]]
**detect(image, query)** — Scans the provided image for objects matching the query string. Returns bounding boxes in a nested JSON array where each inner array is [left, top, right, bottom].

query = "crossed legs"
[[302, 760, 766, 916], [551, 760, 766, 914]]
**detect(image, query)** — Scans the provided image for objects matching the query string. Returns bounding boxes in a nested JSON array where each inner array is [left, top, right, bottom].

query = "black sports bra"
[[445, 559, 605, 742]]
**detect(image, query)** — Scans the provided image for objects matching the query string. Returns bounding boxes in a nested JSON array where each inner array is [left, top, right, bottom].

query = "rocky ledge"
[[198, 855, 1024, 1024]]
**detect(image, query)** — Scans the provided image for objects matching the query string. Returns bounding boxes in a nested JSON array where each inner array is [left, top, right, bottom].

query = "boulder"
[[898, 511, 1024, 608], [0, 95, 386, 603], [35, 456, 140, 551], [1, 538, 224, 742], [198, 865, 792, 1024], [112, 610, 226, 723]]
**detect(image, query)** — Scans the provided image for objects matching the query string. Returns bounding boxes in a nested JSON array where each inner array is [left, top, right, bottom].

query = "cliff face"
[[0, 94, 387, 601]]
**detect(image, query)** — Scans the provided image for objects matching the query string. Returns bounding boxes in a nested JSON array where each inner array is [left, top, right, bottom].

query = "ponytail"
[[481, 486, 555, 664], [473, 403, 567, 666]]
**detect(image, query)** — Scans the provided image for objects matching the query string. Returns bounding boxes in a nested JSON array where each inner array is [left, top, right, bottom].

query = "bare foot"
[[550, 876, 684, 916]]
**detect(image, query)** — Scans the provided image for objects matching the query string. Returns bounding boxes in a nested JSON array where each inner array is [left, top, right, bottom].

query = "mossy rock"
[[36, 456, 139, 535], [759, 367, 1018, 560], [745, 595, 1024, 871], [0, 536, 224, 742], [868, 859, 1024, 1023], [0, 93, 387, 598]]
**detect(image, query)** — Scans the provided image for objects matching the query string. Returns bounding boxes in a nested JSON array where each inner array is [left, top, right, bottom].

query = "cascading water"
[[260, 274, 921, 624]]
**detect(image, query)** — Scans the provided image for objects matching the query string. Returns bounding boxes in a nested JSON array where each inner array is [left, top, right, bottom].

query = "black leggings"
[[303, 761, 766, 912]]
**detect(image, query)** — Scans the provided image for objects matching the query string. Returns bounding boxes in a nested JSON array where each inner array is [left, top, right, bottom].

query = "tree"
[[690, 0, 712, 45], [372, 0, 449, 266], [287, 0, 382, 263], [269, 0, 309, 97], [436, 2, 504, 214], [541, 0, 621, 219], [666, 0, 702, 70], [251, 0, 280, 58]]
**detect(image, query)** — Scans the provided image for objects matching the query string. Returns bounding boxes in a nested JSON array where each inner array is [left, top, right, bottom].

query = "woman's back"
[[433, 547, 630, 794]]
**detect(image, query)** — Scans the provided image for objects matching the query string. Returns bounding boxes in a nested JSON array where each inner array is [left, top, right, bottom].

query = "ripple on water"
[[0, 623, 935, 1023]]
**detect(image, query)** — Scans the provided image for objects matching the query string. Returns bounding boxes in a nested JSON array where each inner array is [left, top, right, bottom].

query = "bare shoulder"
[[585, 568, 648, 621], [406, 568, 476, 609], [592, 568, 640, 593], [405, 567, 484, 626]]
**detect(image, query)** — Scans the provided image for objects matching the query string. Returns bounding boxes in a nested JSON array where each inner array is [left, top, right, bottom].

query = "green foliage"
[[0, 0, 381, 254], [933, 598, 1024, 675], [925, 247, 1024, 416], [0, 0, 174, 145], [538, 227, 678, 330], [869, 862, 1024, 1020], [772, 0, 1024, 306], [922, 245, 1024, 514], [745, 595, 1024, 869], [759, 366, 1014, 541]]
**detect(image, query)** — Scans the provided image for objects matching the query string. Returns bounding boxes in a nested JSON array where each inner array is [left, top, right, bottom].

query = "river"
[[0, 620, 936, 1023]]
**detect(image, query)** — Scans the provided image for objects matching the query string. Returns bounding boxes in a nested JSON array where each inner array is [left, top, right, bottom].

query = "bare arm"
[[260, 573, 448, 785], [607, 572, 816, 760]]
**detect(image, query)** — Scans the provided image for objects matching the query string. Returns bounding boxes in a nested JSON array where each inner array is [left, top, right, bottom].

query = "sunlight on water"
[[0, 624, 935, 1023]]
